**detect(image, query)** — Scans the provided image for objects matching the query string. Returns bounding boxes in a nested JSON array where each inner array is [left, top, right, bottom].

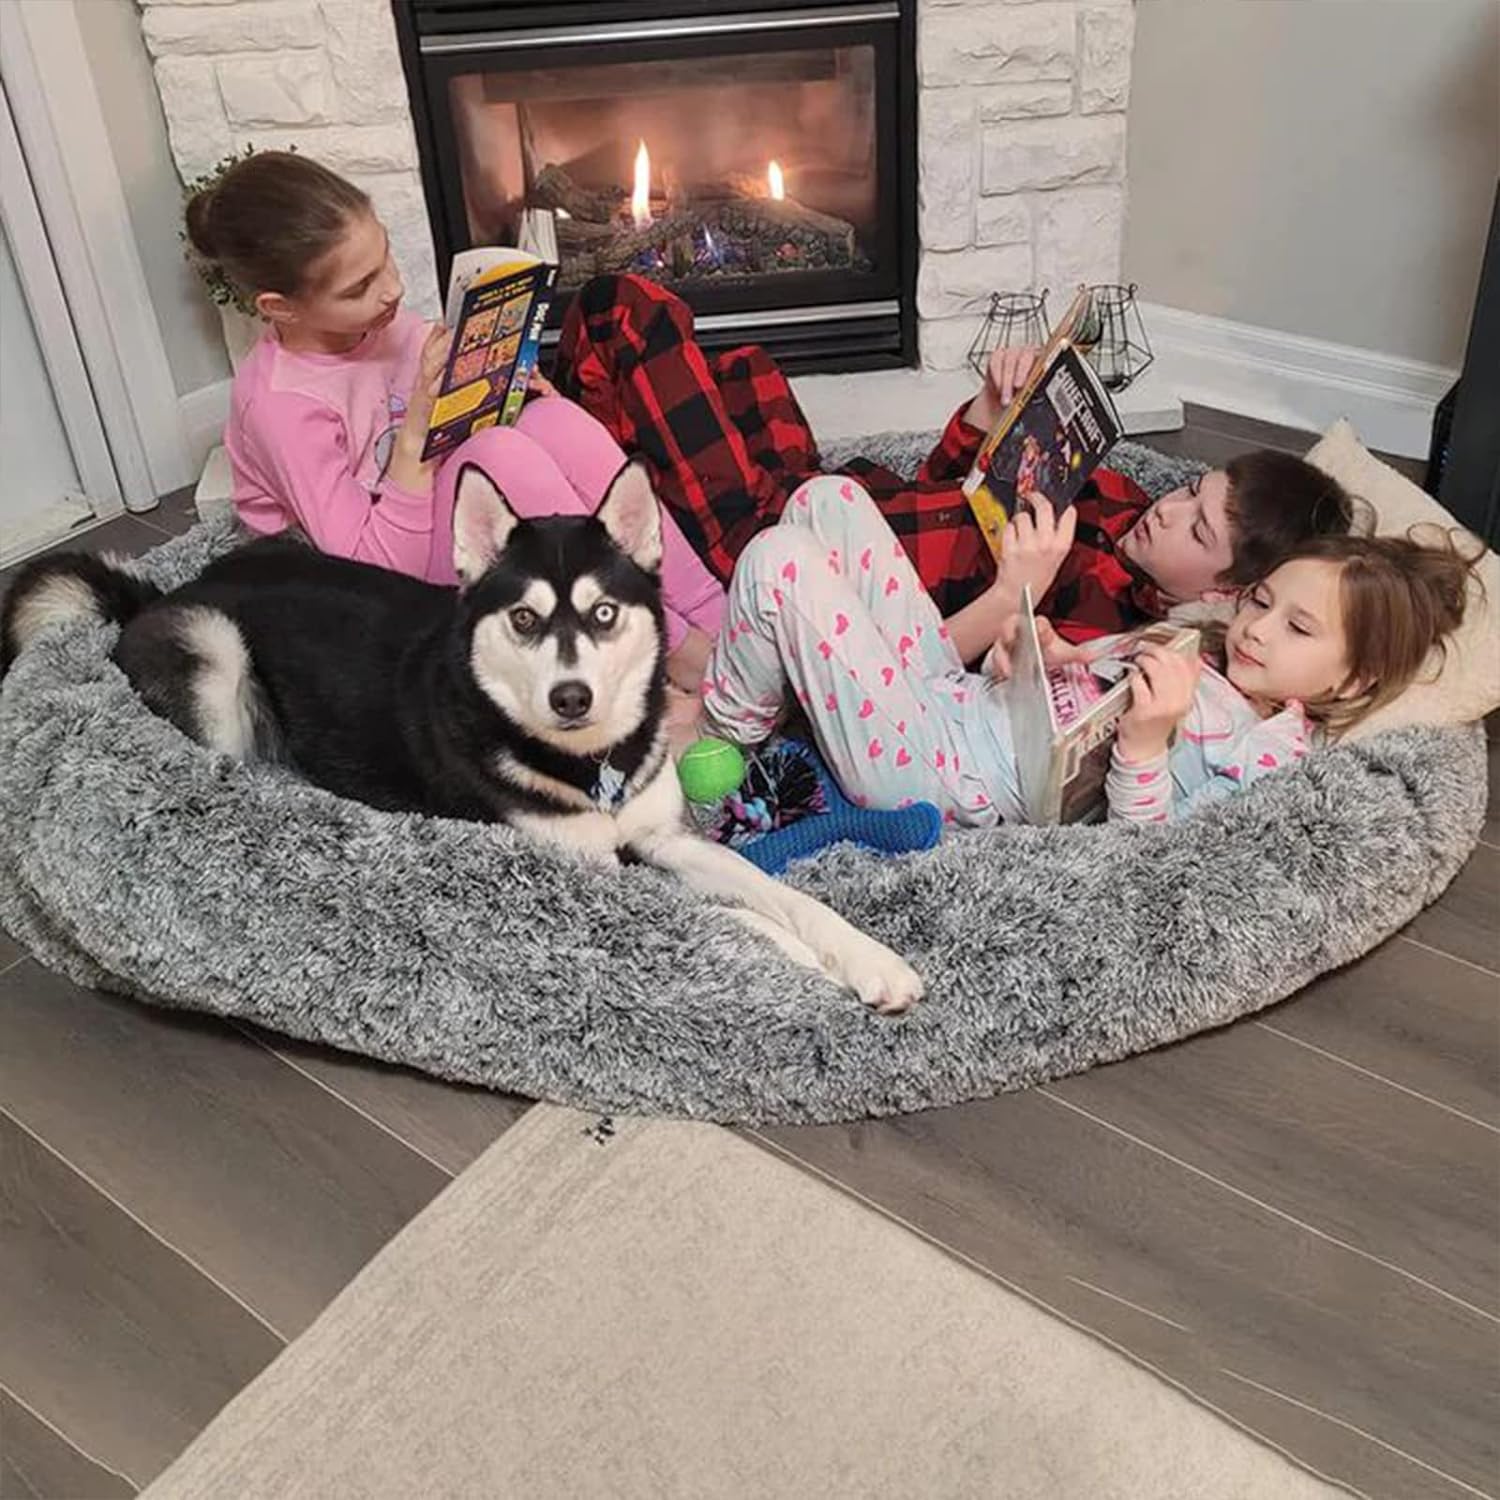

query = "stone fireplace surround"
[[140, 0, 1136, 431]]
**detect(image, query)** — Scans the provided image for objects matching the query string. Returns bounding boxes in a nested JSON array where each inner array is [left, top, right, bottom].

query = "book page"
[[443, 248, 538, 328], [1004, 585, 1064, 825]]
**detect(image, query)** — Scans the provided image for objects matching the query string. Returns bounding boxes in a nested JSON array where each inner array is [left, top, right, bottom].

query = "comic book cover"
[[961, 341, 1122, 562], [421, 250, 557, 462]]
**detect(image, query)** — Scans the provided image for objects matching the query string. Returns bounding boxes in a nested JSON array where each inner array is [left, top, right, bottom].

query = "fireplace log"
[[595, 210, 701, 272], [662, 164, 691, 214], [532, 163, 624, 224], [678, 173, 789, 204], [554, 216, 617, 281], [515, 102, 540, 201], [556, 215, 616, 243], [557, 198, 866, 281], [718, 170, 772, 202], [715, 195, 857, 263]]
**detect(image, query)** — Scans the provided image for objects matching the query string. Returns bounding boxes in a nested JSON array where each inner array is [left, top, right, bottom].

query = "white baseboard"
[[178, 379, 232, 476], [0, 490, 95, 569], [1139, 303, 1456, 460]]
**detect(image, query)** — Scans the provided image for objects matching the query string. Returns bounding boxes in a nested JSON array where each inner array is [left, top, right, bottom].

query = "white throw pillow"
[[1303, 419, 1500, 740]]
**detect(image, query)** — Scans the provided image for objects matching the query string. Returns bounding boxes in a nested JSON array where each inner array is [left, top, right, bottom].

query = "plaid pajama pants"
[[551, 274, 999, 617]]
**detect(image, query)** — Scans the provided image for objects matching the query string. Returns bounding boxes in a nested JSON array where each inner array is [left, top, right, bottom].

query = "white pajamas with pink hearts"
[[703, 475, 1320, 829], [1103, 669, 1315, 822], [702, 475, 1022, 827]]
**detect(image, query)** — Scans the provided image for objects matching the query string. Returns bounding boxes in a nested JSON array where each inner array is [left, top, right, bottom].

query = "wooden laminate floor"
[[1, 411, 1494, 1499]]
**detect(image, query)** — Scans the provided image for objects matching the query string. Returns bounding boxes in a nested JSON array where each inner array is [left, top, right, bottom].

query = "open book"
[[962, 287, 1121, 562], [421, 247, 558, 462], [1005, 585, 1199, 824]]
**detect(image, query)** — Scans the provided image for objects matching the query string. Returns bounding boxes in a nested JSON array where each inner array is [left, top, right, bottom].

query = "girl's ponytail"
[[1402, 527, 1472, 642], [183, 151, 370, 306], [183, 182, 220, 262]]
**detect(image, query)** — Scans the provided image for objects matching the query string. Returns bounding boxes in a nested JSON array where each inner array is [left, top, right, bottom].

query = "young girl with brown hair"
[[185, 151, 724, 678]]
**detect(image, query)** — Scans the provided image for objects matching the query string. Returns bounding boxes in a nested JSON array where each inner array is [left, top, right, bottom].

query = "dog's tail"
[[1, 553, 161, 678]]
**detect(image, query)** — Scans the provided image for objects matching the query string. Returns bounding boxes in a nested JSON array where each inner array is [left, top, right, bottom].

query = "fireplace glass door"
[[401, 4, 916, 370]]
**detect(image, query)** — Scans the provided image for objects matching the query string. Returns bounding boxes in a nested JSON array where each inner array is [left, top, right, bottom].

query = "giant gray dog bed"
[[0, 442, 1487, 1124]]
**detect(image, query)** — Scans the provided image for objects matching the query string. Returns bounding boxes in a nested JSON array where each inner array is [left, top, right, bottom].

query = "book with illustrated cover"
[[1006, 585, 1199, 824], [421, 247, 558, 462], [962, 287, 1122, 562]]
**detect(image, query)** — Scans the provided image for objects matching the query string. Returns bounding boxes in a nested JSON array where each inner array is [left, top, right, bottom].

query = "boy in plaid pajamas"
[[552, 275, 1353, 671]]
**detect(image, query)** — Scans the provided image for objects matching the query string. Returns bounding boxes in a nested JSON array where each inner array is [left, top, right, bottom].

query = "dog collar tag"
[[592, 759, 628, 811]]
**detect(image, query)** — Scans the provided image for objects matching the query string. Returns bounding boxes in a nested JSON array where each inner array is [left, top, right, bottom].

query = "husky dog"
[[1, 462, 922, 1014]]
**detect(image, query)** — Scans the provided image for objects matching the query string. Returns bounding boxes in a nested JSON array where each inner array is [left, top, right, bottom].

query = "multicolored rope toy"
[[691, 739, 942, 875]]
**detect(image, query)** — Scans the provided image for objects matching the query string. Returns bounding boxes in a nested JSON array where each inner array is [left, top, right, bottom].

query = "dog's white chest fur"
[[509, 755, 684, 862]]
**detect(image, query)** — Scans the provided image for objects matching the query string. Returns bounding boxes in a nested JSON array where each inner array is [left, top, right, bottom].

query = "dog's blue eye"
[[591, 601, 618, 629], [510, 607, 540, 635]]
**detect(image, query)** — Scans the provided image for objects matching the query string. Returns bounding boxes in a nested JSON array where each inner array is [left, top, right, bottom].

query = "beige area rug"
[[145, 1106, 1341, 1499]]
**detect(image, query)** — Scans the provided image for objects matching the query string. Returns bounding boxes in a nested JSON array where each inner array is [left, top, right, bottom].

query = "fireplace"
[[393, 1, 919, 372], [141, 0, 1134, 396]]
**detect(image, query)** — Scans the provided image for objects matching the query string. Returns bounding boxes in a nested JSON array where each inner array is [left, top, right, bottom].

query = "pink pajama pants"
[[702, 476, 1021, 827]]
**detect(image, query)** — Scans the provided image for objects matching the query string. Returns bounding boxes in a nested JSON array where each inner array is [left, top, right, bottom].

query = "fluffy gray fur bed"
[[0, 441, 1486, 1124]]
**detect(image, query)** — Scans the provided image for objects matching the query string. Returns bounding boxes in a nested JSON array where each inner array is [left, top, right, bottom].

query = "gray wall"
[[1124, 0, 1499, 369], [73, 0, 229, 398]]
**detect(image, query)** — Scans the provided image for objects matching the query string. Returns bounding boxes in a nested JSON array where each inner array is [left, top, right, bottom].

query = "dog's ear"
[[452, 464, 521, 585], [596, 458, 663, 573]]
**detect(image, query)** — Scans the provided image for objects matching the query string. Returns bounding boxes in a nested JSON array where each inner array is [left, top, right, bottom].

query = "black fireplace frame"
[[392, 0, 919, 372]]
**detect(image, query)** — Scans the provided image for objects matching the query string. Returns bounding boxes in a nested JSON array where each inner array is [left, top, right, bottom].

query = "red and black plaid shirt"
[[553, 274, 1162, 636]]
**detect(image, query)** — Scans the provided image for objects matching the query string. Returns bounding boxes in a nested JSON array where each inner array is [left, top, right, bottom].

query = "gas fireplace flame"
[[631, 139, 651, 228], [768, 160, 785, 201]]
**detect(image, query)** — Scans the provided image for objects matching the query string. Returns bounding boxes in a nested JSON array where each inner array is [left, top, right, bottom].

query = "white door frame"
[[0, 0, 192, 507], [0, 74, 123, 520]]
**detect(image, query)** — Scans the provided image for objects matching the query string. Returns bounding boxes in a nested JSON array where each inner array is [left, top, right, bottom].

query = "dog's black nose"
[[549, 680, 593, 721]]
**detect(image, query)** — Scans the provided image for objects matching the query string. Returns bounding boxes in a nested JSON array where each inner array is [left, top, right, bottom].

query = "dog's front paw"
[[837, 937, 924, 1016]]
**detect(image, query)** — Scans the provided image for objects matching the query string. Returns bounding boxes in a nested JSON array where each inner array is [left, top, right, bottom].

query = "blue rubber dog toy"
[[731, 740, 942, 875]]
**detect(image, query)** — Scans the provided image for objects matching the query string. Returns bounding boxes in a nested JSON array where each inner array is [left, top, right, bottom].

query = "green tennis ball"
[[677, 737, 746, 803]]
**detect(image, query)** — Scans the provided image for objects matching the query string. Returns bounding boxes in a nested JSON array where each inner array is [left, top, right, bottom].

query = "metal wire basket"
[[1085, 282, 1154, 390], [966, 290, 1051, 379]]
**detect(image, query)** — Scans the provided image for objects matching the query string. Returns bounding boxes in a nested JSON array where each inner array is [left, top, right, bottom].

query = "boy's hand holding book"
[[965, 343, 1042, 434], [984, 496, 1076, 622]]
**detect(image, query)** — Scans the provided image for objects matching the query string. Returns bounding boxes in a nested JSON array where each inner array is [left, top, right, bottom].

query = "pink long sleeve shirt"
[[226, 311, 444, 580], [223, 314, 727, 649]]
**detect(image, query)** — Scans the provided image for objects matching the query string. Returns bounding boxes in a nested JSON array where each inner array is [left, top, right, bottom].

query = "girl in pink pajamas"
[[703, 476, 1475, 826], [186, 151, 724, 684]]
